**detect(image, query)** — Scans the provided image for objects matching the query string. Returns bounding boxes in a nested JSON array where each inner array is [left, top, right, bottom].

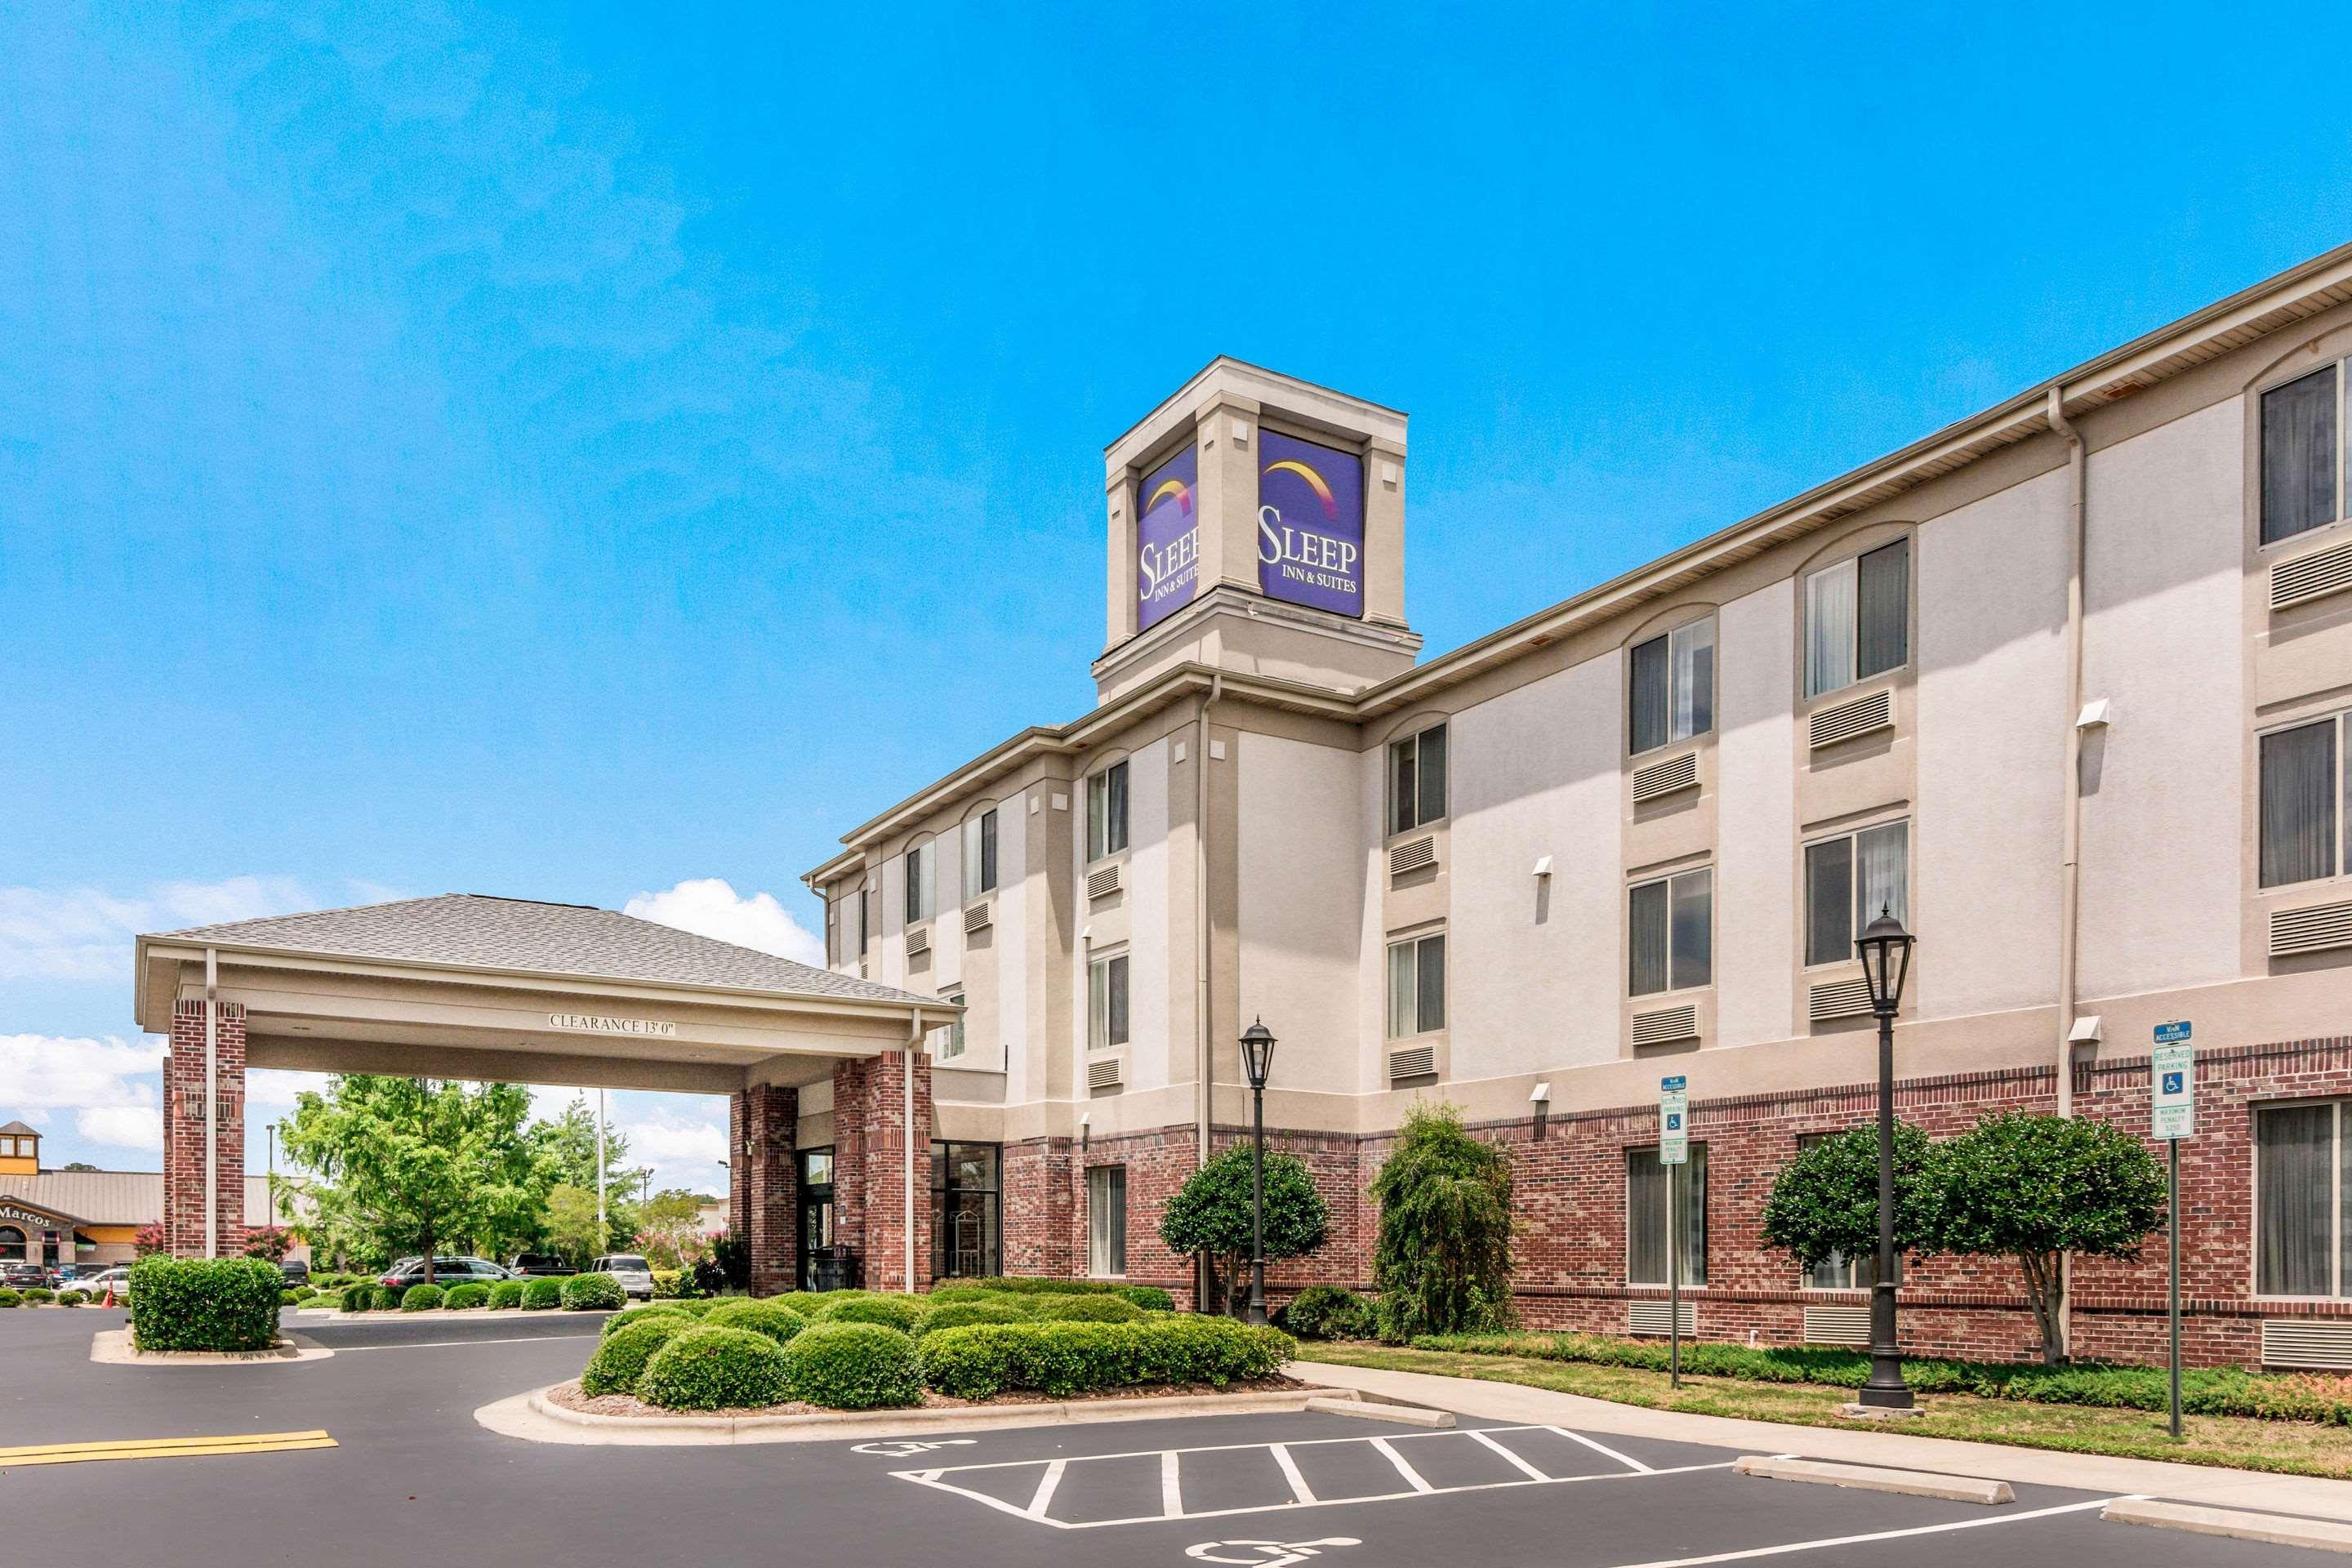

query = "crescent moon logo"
[[1263, 459, 1338, 521], [1146, 479, 1193, 516]]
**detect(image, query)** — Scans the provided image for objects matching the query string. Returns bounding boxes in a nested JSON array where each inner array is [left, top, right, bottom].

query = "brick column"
[[165, 1000, 247, 1258], [728, 1083, 797, 1298], [832, 1049, 933, 1292]]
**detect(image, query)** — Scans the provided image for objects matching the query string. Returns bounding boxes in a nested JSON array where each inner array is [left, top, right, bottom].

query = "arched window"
[[0, 1225, 24, 1261]]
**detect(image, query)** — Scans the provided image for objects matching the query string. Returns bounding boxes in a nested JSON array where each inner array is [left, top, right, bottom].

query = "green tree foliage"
[[279, 1076, 555, 1283], [543, 1183, 607, 1266], [1758, 1122, 1941, 1275], [1369, 1104, 1514, 1341], [530, 1097, 638, 1249], [1930, 1111, 2168, 1365], [240, 1224, 292, 1263], [633, 1188, 710, 1269], [1156, 1144, 1331, 1316]]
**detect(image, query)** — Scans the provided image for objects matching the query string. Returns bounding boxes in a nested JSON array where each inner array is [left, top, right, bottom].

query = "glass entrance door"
[[797, 1147, 835, 1290]]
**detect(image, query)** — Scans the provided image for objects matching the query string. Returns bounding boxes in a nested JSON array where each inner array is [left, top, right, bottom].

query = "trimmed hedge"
[[338, 1283, 376, 1313], [56, 1289, 88, 1307], [601, 1303, 694, 1339], [639, 1326, 789, 1411], [915, 1300, 1030, 1337], [1279, 1285, 1371, 1340], [128, 1257, 283, 1352], [400, 1283, 446, 1312], [279, 1289, 301, 1305], [27, 1286, 56, 1303], [487, 1280, 527, 1310], [441, 1282, 490, 1310], [702, 1298, 808, 1344], [582, 1315, 698, 1396], [920, 1316, 1294, 1400], [768, 1290, 832, 1318], [784, 1322, 924, 1410], [562, 1272, 626, 1311], [675, 1298, 718, 1317], [940, 1276, 1132, 1297], [818, 1294, 925, 1332], [522, 1277, 564, 1311], [0, 1290, 19, 1307], [1031, 1294, 1145, 1324], [1116, 1285, 1177, 1312]]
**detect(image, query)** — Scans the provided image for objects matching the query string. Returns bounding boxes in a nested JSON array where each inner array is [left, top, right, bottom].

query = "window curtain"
[[1805, 559, 1857, 697], [1855, 822, 1909, 931], [2258, 1104, 2335, 1297], [1106, 954, 1129, 1045], [2261, 722, 2337, 888], [1089, 1166, 1126, 1276], [1671, 619, 1714, 742], [1628, 880, 1669, 996], [1669, 870, 1712, 991], [964, 817, 983, 897], [1629, 635, 1668, 753], [1416, 934, 1446, 1032], [2264, 366, 2337, 545], [1805, 838, 1853, 965], [1418, 724, 1449, 826], [1627, 1147, 1707, 1285], [1105, 764, 1129, 855], [1088, 959, 1108, 1049], [980, 810, 997, 891], [1389, 736, 1417, 835], [1856, 539, 1909, 680]]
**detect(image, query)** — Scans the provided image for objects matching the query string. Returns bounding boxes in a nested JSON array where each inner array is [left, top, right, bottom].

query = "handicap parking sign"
[[2152, 1028, 2194, 1141], [2162, 1071, 2184, 1096]]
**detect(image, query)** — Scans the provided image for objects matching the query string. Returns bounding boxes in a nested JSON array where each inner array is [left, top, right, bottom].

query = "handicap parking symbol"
[[2162, 1071, 2184, 1095], [1185, 1540, 1360, 1568], [852, 1438, 978, 1458], [1665, 1112, 1682, 1130]]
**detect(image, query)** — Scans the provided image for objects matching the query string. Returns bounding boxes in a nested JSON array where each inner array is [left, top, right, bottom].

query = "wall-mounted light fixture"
[[2076, 697, 2112, 730], [1531, 855, 1554, 879]]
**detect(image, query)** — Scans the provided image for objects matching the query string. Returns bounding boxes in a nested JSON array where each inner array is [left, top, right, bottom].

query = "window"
[[1794, 1135, 1900, 1289], [1806, 821, 1909, 967], [2256, 1102, 2352, 1297], [930, 1142, 1001, 1280], [1629, 618, 1716, 755], [1088, 952, 1129, 1050], [2261, 715, 2348, 889], [964, 809, 998, 897], [2264, 363, 2341, 546], [1087, 762, 1129, 861], [1089, 1165, 1128, 1276], [1386, 932, 1446, 1037], [1628, 868, 1712, 996], [1804, 538, 1909, 698], [1387, 722, 1449, 835], [796, 1147, 835, 1290], [905, 841, 935, 924], [1626, 1145, 1706, 1285], [929, 993, 966, 1062]]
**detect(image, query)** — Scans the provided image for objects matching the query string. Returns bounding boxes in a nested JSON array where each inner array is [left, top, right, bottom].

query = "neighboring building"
[[801, 245, 2352, 1368], [0, 1120, 278, 1268]]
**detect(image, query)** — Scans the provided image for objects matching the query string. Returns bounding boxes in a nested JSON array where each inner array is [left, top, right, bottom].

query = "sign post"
[[1660, 1075, 1689, 1389], [2152, 1021, 2194, 1441]]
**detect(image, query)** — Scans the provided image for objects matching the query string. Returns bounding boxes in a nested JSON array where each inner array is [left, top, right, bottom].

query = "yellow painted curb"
[[0, 1430, 336, 1467]]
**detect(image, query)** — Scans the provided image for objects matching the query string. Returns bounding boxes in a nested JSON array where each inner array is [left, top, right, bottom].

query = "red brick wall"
[[164, 1000, 246, 1258], [832, 1050, 932, 1292], [729, 1084, 796, 1297]]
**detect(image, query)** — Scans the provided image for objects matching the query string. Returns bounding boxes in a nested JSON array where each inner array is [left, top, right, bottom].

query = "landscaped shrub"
[[522, 1277, 564, 1311], [561, 1272, 626, 1311], [919, 1316, 1293, 1400], [638, 1325, 789, 1411], [1031, 1294, 1145, 1323], [1159, 1147, 1333, 1317], [487, 1280, 527, 1311], [601, 1303, 694, 1339], [1278, 1285, 1370, 1340], [26, 1286, 55, 1303], [400, 1283, 446, 1312], [702, 1298, 807, 1344], [441, 1282, 490, 1311], [127, 1257, 283, 1352], [676, 1297, 717, 1316], [291, 1285, 318, 1303], [1116, 1285, 1176, 1312], [338, 1283, 376, 1312], [55, 1289, 87, 1307], [0, 1290, 20, 1307], [581, 1315, 698, 1396], [935, 1276, 1128, 1297], [279, 1289, 301, 1305], [817, 1294, 924, 1332], [769, 1290, 831, 1317], [784, 1322, 924, 1410], [651, 1268, 686, 1298], [1370, 1103, 1514, 1341], [915, 1300, 1029, 1338]]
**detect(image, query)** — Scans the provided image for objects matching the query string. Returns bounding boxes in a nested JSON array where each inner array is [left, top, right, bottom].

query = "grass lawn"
[[1303, 1342, 2352, 1480]]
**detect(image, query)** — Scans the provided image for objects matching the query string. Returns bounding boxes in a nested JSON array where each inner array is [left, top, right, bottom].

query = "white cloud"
[[0, 876, 314, 982], [76, 1106, 162, 1152], [0, 1032, 167, 1151], [624, 878, 822, 968]]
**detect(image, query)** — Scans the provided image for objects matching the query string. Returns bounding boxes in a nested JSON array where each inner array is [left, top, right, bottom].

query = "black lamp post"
[[1854, 904, 1916, 1410], [1239, 1018, 1277, 1327]]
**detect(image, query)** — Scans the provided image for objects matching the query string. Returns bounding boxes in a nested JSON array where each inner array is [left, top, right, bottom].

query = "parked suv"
[[378, 1256, 509, 1291], [1, 1262, 52, 1290], [278, 1258, 310, 1286], [505, 1253, 575, 1277], [587, 1254, 655, 1301]]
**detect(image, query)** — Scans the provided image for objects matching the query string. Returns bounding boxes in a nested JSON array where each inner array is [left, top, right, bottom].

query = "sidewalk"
[[1296, 1358, 2352, 1521]]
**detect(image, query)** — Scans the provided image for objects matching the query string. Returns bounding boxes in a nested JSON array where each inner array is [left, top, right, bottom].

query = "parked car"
[[78, 1266, 132, 1299], [1, 1262, 53, 1290], [587, 1254, 656, 1301], [377, 1256, 510, 1290], [504, 1253, 575, 1277], [278, 1258, 310, 1285]]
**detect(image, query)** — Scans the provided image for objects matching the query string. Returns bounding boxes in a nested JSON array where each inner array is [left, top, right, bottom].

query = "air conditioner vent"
[[904, 925, 930, 956], [963, 902, 991, 933], [1809, 975, 1876, 1022], [1810, 688, 1894, 750], [2273, 537, 2352, 611], [1631, 751, 1699, 804], [1390, 835, 1438, 877], [1628, 1300, 1696, 1338], [1630, 1004, 1699, 1048], [1802, 1304, 1872, 1347], [2263, 1319, 2352, 1369], [1087, 1055, 1123, 1091], [1087, 864, 1122, 900], [2273, 900, 2352, 958], [1388, 1043, 1437, 1083]]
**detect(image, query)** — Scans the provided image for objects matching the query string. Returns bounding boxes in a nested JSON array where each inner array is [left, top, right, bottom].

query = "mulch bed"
[[546, 1374, 1307, 1420]]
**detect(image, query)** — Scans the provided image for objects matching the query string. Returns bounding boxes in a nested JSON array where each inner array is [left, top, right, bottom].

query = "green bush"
[[702, 1298, 808, 1344], [1031, 1294, 1145, 1323], [817, 1294, 925, 1332], [784, 1322, 924, 1410], [768, 1290, 831, 1317], [0, 1290, 20, 1307], [400, 1283, 446, 1312], [337, 1283, 376, 1313], [638, 1325, 789, 1411], [920, 1316, 1294, 1400], [522, 1277, 564, 1311], [291, 1285, 318, 1303], [601, 1303, 694, 1339], [127, 1257, 283, 1352], [1278, 1285, 1371, 1339], [581, 1315, 698, 1396], [1116, 1285, 1176, 1312], [561, 1272, 626, 1311], [675, 1298, 718, 1316], [1370, 1103, 1514, 1341], [26, 1286, 56, 1303], [441, 1282, 490, 1311], [279, 1288, 301, 1305], [915, 1300, 1030, 1338], [487, 1280, 526, 1311], [1159, 1147, 1333, 1318], [652, 1268, 691, 1298], [936, 1276, 1130, 1297], [55, 1289, 87, 1307]]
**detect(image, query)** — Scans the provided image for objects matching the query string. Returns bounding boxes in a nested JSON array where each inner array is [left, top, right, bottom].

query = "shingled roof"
[[149, 894, 926, 1006]]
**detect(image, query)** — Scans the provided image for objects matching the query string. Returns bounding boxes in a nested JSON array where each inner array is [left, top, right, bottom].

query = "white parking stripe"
[[1465, 1427, 1549, 1481], [336, 1335, 593, 1352], [1598, 1495, 2133, 1567], [1270, 1443, 1317, 1505], [1162, 1449, 1183, 1517], [1369, 1435, 1436, 1494], [1548, 1423, 1656, 1474], [1024, 1459, 1065, 1521]]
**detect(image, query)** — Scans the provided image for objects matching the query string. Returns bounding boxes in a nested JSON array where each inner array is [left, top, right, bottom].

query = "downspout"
[[204, 947, 218, 1259], [907, 1009, 921, 1294], [1196, 673, 1220, 1312], [2047, 384, 2089, 1363]]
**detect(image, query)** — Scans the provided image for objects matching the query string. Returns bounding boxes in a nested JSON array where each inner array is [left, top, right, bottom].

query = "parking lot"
[[0, 1305, 2336, 1566]]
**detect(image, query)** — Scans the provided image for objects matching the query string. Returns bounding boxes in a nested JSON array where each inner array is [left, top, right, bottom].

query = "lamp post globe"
[[1854, 905, 1917, 1411], [1240, 1018, 1277, 1326]]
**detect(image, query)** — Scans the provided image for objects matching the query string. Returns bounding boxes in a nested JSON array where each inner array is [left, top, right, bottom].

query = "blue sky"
[[6, 1, 2351, 1187]]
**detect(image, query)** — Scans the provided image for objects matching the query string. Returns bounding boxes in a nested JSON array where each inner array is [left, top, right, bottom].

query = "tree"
[[62, 1161, 99, 1172], [529, 1095, 638, 1251], [1369, 1103, 1515, 1340], [133, 1223, 167, 1258], [241, 1225, 292, 1263], [279, 1076, 556, 1284], [543, 1183, 606, 1266], [1157, 1144, 1331, 1316], [1930, 1111, 2168, 1365], [633, 1189, 710, 1271], [1759, 1121, 1942, 1277]]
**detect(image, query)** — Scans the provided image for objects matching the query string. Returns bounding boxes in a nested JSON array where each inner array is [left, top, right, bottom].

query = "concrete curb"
[[1734, 1454, 2012, 1505], [89, 1329, 332, 1365], [1304, 1396, 1454, 1428], [2102, 1498, 2352, 1553], [483, 1383, 1356, 1446]]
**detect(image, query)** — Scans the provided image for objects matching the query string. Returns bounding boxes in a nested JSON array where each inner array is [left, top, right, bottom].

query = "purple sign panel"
[[1257, 429, 1364, 617], [1136, 443, 1200, 633]]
